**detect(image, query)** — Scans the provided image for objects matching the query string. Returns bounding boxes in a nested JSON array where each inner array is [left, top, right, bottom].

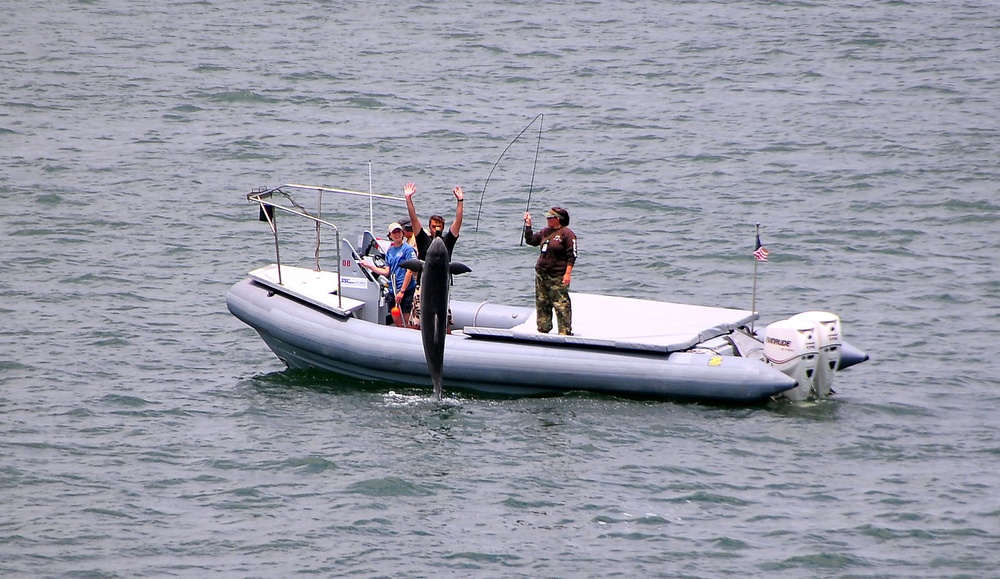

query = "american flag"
[[753, 233, 769, 262]]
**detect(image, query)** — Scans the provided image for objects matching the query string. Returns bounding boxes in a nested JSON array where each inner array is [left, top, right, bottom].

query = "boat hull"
[[227, 278, 797, 403]]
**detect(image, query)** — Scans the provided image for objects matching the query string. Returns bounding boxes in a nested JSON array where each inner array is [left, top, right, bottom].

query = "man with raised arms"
[[403, 182, 465, 329], [403, 182, 464, 260]]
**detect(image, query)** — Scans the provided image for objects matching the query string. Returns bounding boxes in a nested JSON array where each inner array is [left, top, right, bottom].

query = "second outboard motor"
[[763, 318, 819, 401], [789, 311, 842, 398]]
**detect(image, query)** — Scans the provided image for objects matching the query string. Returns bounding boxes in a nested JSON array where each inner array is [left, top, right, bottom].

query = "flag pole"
[[751, 223, 760, 334]]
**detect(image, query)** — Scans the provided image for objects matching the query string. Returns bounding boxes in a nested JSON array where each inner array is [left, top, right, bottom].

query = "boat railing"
[[246, 183, 404, 310]]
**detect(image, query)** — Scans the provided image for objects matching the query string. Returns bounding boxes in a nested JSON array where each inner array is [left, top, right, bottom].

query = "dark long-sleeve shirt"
[[524, 225, 577, 276]]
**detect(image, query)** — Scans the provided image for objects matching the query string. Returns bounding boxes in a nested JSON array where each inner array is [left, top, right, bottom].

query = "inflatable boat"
[[227, 184, 868, 403]]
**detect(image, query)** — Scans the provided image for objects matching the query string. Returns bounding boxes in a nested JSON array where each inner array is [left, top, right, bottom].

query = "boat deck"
[[247, 264, 757, 355], [250, 264, 365, 316]]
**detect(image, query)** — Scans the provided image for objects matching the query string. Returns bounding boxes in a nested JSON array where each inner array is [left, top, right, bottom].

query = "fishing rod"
[[520, 114, 544, 246], [474, 113, 545, 242]]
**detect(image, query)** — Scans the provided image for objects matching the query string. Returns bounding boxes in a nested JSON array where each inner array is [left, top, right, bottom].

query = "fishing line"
[[474, 113, 544, 238], [521, 114, 544, 246]]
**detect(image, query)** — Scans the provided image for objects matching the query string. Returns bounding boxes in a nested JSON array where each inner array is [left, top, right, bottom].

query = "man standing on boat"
[[523, 207, 577, 336], [403, 182, 465, 328], [403, 182, 464, 260], [399, 217, 417, 250]]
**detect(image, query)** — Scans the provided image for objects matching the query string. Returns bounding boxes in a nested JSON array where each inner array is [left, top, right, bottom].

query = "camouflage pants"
[[535, 270, 572, 335]]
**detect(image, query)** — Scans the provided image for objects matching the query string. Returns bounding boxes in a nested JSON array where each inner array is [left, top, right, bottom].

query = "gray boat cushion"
[[464, 293, 757, 353]]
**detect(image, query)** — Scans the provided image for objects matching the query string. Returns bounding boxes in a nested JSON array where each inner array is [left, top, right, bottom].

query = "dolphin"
[[401, 236, 471, 400]]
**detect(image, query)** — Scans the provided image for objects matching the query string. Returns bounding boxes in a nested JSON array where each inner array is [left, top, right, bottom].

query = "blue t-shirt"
[[385, 242, 417, 294]]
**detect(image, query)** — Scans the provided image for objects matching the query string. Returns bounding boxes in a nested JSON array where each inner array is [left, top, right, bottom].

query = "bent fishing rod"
[[473, 113, 544, 246]]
